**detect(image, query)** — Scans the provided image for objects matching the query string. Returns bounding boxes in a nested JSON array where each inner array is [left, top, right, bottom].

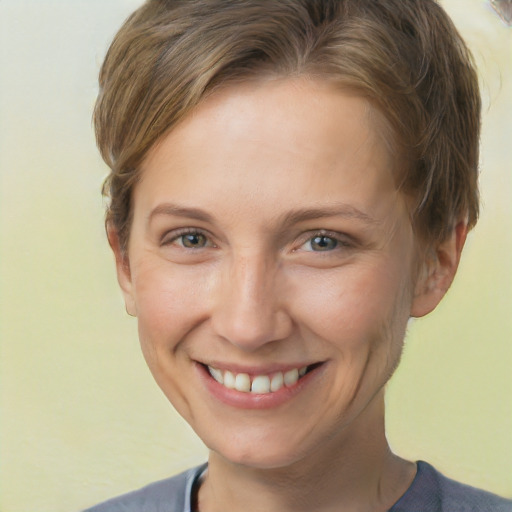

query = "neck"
[[197, 393, 416, 512]]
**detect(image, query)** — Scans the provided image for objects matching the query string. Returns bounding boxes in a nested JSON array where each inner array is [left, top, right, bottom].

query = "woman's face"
[[115, 78, 422, 469]]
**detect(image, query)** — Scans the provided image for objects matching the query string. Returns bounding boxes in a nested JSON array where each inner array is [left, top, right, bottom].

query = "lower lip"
[[195, 363, 324, 410]]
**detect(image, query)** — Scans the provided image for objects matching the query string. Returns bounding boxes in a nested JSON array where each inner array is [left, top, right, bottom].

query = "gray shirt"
[[83, 461, 512, 511]]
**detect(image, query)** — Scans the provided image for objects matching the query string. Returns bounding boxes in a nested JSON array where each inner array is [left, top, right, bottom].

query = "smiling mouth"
[[205, 364, 320, 394]]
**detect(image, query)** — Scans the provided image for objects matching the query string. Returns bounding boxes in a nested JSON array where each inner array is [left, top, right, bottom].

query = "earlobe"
[[410, 221, 468, 318], [107, 225, 137, 317]]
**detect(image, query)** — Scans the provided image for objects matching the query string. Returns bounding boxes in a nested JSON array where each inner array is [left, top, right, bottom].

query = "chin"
[[200, 423, 323, 470], [214, 445, 305, 470]]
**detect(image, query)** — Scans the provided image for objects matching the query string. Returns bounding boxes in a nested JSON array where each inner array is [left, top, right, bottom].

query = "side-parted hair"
[[94, 0, 481, 252]]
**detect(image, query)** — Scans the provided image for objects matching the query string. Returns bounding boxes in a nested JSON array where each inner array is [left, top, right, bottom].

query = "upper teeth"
[[208, 365, 308, 394]]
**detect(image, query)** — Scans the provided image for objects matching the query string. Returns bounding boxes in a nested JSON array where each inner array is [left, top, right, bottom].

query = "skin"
[[109, 78, 466, 512]]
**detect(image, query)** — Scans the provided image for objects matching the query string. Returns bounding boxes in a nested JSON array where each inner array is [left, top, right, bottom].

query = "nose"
[[210, 251, 293, 351]]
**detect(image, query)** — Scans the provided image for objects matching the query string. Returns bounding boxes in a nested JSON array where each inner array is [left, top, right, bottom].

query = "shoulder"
[[391, 461, 512, 512], [82, 464, 206, 512], [435, 463, 512, 512]]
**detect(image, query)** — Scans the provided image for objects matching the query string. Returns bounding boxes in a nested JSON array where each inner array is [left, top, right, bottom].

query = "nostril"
[[211, 307, 292, 350]]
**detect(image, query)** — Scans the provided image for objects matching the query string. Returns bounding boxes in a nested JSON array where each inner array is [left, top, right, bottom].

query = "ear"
[[411, 221, 468, 318], [107, 225, 137, 317]]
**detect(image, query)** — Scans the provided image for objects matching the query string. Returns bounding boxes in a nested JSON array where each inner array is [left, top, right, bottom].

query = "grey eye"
[[309, 235, 338, 251]]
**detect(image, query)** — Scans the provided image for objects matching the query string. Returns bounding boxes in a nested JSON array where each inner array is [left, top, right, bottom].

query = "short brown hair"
[[94, 0, 481, 251]]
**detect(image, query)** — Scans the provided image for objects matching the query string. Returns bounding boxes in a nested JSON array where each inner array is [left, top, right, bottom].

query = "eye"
[[307, 234, 339, 251], [179, 232, 208, 248], [295, 230, 354, 254], [291, 230, 356, 267], [162, 229, 213, 249]]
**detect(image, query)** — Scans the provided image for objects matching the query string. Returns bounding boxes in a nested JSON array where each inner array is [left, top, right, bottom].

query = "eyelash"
[[161, 228, 352, 253], [296, 230, 353, 253], [161, 228, 214, 249]]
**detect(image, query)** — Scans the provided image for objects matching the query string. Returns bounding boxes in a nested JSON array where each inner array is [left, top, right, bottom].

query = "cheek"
[[130, 263, 212, 415], [132, 262, 210, 352], [292, 261, 413, 350]]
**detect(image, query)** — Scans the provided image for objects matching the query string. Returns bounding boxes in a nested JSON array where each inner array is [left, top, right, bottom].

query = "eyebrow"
[[148, 202, 378, 228], [148, 203, 215, 225], [279, 204, 378, 227]]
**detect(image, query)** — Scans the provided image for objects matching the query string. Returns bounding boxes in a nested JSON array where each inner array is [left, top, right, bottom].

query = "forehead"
[[136, 77, 405, 230]]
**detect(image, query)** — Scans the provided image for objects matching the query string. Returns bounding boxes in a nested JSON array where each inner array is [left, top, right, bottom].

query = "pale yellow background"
[[0, 1, 510, 511]]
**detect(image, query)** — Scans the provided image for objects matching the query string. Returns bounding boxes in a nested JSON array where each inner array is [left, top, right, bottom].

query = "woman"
[[85, 0, 512, 510]]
